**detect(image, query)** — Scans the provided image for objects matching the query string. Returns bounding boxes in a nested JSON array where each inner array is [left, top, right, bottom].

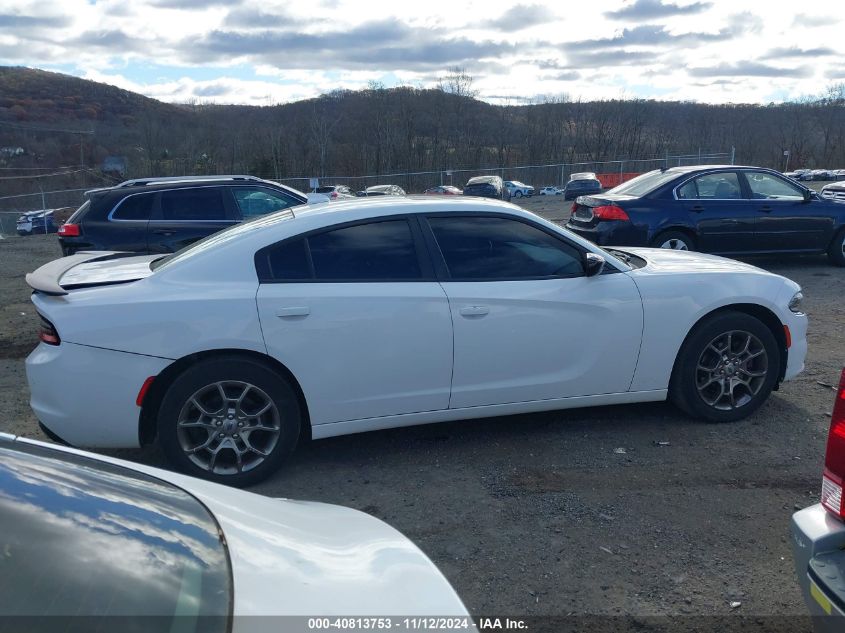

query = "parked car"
[[424, 185, 463, 195], [16, 210, 56, 236], [821, 181, 845, 203], [539, 186, 564, 196], [565, 165, 845, 266], [315, 184, 356, 200], [791, 368, 845, 628], [463, 175, 506, 199], [57, 175, 310, 256], [356, 184, 405, 197], [504, 180, 534, 198], [26, 196, 807, 485], [563, 173, 603, 200], [0, 433, 470, 621], [812, 169, 836, 181]]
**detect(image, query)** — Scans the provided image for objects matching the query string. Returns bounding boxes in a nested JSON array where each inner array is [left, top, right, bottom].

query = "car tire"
[[669, 311, 780, 423], [513, 191, 522, 198], [651, 230, 695, 251], [827, 228, 845, 267], [157, 356, 302, 487]]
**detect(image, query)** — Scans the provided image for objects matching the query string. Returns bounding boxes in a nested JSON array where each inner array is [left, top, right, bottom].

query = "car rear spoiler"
[[25, 251, 128, 296]]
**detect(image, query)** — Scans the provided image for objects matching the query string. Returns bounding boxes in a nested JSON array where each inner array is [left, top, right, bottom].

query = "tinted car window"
[[745, 171, 804, 200], [428, 216, 584, 280], [259, 238, 311, 280], [232, 187, 295, 218], [0, 442, 230, 627], [309, 220, 421, 280], [112, 193, 154, 221], [160, 187, 227, 221]]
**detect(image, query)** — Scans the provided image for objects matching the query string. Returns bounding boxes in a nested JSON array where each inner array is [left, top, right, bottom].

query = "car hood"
[[6, 436, 470, 620], [615, 247, 773, 275], [185, 485, 471, 618]]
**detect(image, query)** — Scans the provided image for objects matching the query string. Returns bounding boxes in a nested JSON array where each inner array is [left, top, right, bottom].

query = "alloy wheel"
[[695, 330, 768, 410], [176, 380, 281, 475]]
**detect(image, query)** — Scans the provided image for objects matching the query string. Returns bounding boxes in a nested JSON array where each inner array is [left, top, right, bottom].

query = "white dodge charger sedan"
[[26, 196, 807, 486]]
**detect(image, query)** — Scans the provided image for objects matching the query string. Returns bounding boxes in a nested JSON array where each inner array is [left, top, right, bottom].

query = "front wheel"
[[513, 191, 522, 198], [828, 228, 845, 266], [157, 356, 302, 487], [669, 312, 780, 422]]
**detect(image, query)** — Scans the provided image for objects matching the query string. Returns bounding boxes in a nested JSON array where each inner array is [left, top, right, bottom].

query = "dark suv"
[[58, 175, 308, 255]]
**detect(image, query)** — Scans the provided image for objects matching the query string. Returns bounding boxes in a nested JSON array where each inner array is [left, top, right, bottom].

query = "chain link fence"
[[0, 151, 733, 236], [274, 151, 734, 194]]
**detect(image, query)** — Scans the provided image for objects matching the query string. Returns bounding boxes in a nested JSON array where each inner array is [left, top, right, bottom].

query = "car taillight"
[[821, 368, 845, 519], [38, 315, 60, 346], [331, 192, 338, 198], [571, 202, 578, 213], [593, 205, 630, 221], [58, 223, 81, 237]]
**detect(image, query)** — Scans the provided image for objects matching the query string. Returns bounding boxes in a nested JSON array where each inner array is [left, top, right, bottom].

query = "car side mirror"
[[803, 189, 812, 203], [584, 252, 605, 277]]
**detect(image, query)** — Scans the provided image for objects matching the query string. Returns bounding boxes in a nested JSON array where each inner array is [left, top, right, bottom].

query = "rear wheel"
[[828, 228, 845, 266], [651, 230, 694, 251], [157, 356, 301, 487], [670, 312, 780, 422]]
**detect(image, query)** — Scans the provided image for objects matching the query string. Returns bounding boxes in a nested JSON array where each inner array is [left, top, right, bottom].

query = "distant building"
[[102, 156, 127, 176]]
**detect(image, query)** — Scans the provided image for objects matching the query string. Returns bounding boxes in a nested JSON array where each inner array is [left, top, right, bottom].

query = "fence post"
[[730, 146, 735, 165]]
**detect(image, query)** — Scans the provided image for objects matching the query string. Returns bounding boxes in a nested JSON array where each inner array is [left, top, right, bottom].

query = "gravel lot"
[[1, 195, 843, 631]]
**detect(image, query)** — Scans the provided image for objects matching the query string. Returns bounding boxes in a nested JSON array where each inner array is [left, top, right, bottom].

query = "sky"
[[0, 0, 842, 106]]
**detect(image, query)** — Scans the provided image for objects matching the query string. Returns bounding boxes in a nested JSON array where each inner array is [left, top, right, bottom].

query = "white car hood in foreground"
[[617, 247, 773, 275], [8, 436, 468, 619], [193, 488, 470, 618]]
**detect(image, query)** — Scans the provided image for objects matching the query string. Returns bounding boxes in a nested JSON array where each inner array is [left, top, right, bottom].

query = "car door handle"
[[153, 229, 176, 235], [276, 306, 310, 318], [459, 306, 489, 317], [758, 205, 773, 213], [690, 205, 705, 212]]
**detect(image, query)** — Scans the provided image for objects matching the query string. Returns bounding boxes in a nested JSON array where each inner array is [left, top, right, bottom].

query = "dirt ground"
[[1, 196, 843, 631]]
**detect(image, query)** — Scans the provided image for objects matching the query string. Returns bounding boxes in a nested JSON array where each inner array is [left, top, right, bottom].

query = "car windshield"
[[0, 441, 231, 628], [151, 209, 295, 271], [608, 169, 682, 196]]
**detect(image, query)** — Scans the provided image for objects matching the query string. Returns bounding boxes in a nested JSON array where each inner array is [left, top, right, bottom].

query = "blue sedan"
[[565, 165, 845, 266]]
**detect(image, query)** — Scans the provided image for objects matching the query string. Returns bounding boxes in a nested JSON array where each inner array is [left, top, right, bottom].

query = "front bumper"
[[26, 341, 171, 448], [791, 504, 845, 631], [783, 310, 808, 382]]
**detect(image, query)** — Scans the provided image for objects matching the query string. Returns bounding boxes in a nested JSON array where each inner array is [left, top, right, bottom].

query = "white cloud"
[[0, 0, 841, 105]]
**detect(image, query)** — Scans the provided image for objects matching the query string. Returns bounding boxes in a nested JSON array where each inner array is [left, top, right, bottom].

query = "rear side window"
[[0, 442, 231, 625], [112, 193, 154, 220], [160, 187, 227, 221], [232, 187, 296, 219], [257, 220, 422, 282], [428, 216, 584, 280], [680, 172, 742, 200]]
